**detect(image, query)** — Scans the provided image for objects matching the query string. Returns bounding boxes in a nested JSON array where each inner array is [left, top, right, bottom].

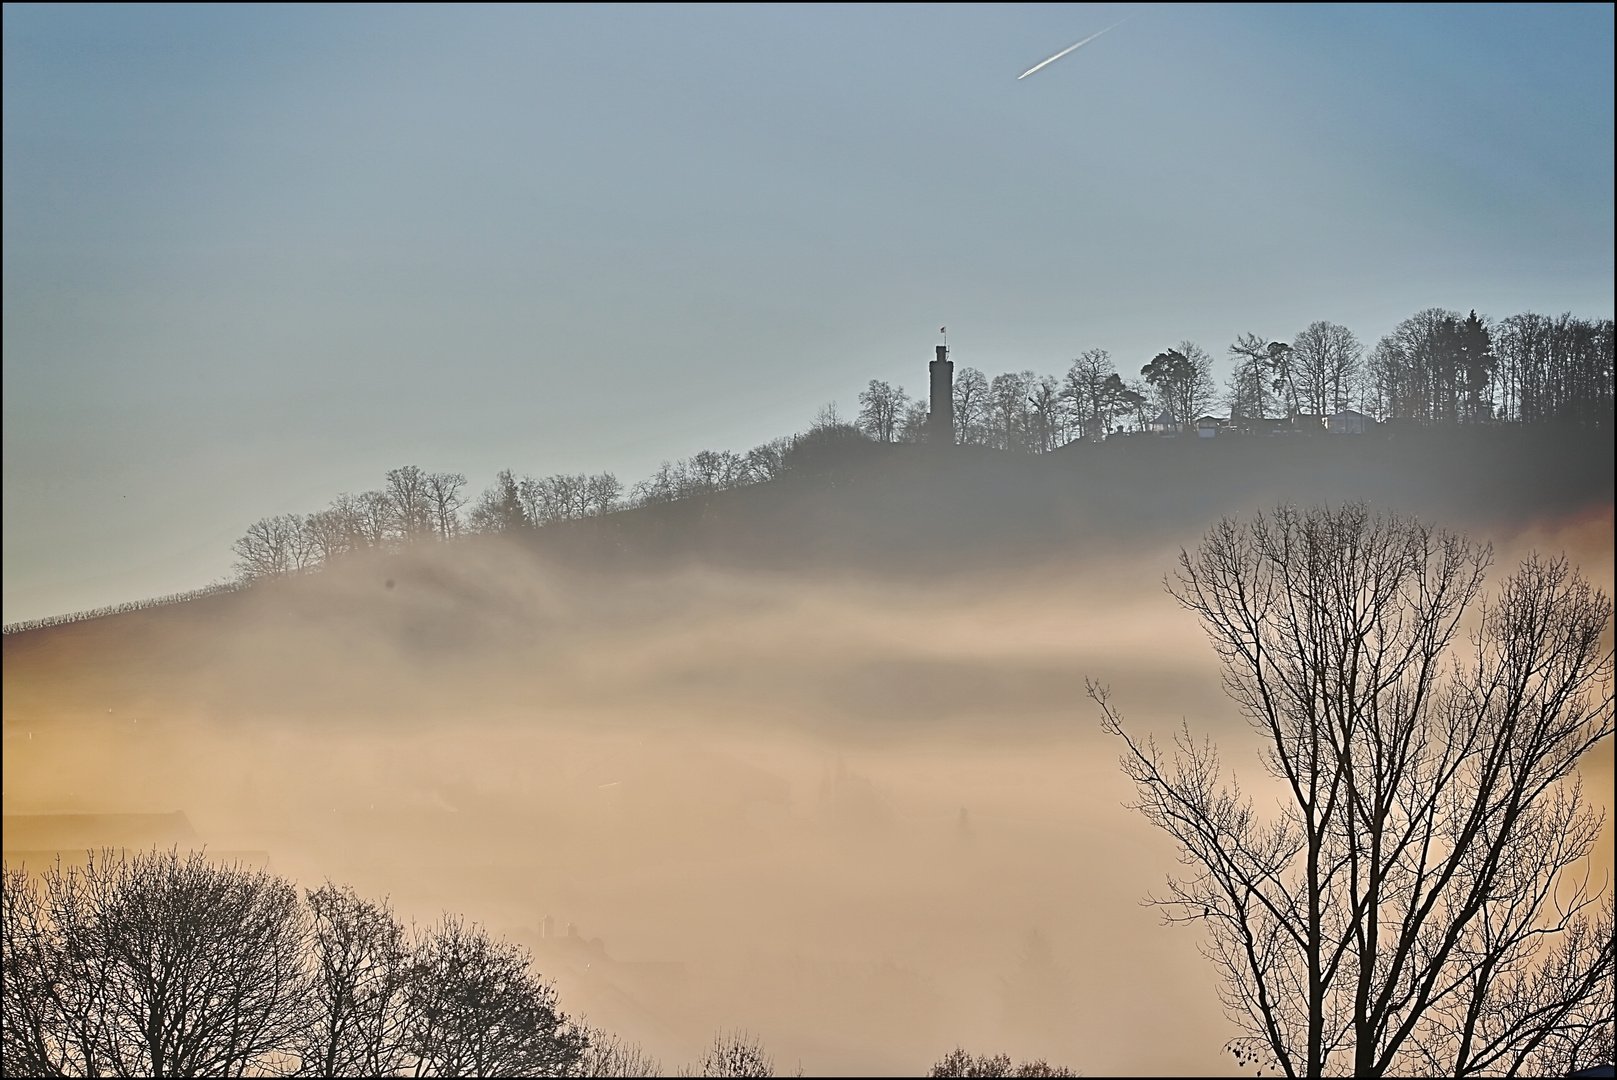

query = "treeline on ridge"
[[232, 306, 1612, 582]]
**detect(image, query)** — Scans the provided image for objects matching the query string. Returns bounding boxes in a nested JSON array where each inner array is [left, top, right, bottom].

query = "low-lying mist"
[[4, 475, 1611, 1074]]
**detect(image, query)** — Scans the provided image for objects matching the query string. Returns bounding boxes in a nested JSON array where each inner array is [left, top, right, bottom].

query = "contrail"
[[1017, 18, 1128, 80]]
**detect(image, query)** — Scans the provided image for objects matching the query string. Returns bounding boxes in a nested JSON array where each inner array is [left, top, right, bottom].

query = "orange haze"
[[3, 497, 1611, 1076]]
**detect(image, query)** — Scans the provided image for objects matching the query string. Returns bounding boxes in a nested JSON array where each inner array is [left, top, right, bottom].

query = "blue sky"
[[4, 3, 1613, 620]]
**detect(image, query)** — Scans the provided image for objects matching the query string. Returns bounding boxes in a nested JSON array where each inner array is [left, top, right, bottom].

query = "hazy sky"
[[4, 3, 1613, 621]]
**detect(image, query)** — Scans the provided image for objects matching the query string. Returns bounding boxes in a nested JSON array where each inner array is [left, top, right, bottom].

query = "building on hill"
[[1195, 416, 1223, 438], [1287, 412, 1327, 433], [1149, 409, 1177, 435], [1326, 408, 1375, 434], [1228, 415, 1284, 437]]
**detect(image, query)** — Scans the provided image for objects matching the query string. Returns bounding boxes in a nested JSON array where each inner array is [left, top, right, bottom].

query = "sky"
[[4, 2, 1613, 622]]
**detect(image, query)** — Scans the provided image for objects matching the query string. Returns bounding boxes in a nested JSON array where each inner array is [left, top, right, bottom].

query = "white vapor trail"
[[1017, 18, 1129, 80]]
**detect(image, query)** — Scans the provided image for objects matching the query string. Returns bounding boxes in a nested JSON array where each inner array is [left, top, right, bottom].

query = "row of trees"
[[2, 850, 1078, 1077], [464, 469, 625, 534], [852, 308, 1611, 449], [232, 307, 1609, 580], [629, 439, 794, 505], [232, 432, 810, 581], [233, 466, 471, 579], [1, 851, 630, 1077], [1453, 310, 1611, 425], [1208, 309, 1611, 427], [857, 361, 1152, 453], [927, 1049, 1075, 1077], [0, 852, 813, 1077]]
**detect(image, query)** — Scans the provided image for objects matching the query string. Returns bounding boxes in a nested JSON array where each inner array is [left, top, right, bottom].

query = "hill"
[[4, 424, 1611, 723]]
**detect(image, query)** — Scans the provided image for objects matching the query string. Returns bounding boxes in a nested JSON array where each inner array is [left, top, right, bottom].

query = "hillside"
[[520, 423, 1614, 570], [4, 424, 1611, 723], [4, 423, 1612, 1077]]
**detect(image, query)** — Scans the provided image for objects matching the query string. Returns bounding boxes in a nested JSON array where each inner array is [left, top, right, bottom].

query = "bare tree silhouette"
[[1093, 503, 1615, 1077], [856, 380, 911, 444], [3, 857, 655, 1079], [690, 1029, 776, 1077], [300, 882, 412, 1077], [576, 1025, 663, 1077], [404, 914, 587, 1077], [2, 849, 308, 1077], [928, 1048, 1076, 1077]]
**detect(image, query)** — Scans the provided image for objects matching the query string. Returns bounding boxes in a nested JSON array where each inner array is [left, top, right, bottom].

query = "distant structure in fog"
[[1326, 408, 1374, 434], [929, 343, 954, 444]]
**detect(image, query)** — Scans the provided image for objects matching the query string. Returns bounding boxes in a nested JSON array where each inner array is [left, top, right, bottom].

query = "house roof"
[[1152, 409, 1175, 425]]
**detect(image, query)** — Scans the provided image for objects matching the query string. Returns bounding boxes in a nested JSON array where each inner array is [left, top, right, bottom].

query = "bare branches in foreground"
[[927, 1048, 1077, 1077], [2, 850, 652, 1078], [1093, 502, 1615, 1077], [2, 849, 306, 1077]]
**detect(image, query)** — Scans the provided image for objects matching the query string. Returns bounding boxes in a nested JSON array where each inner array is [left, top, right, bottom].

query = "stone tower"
[[929, 344, 954, 444]]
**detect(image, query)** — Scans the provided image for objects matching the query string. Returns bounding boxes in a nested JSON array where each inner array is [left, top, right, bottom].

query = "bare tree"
[[577, 1026, 662, 1077], [1492, 312, 1614, 426], [300, 882, 411, 1078], [522, 473, 588, 523], [744, 438, 793, 482], [1266, 340, 1298, 418], [693, 1029, 775, 1077], [1093, 504, 1615, 1078], [425, 472, 468, 540], [690, 451, 750, 491], [929, 1048, 1077, 1077], [1025, 374, 1066, 452], [354, 490, 397, 548], [585, 472, 622, 516], [233, 514, 313, 580], [1121, 378, 1154, 431], [952, 367, 990, 445], [326, 492, 373, 549], [3, 862, 111, 1077], [302, 506, 357, 565], [6, 863, 665, 1080], [1141, 342, 1216, 430], [1226, 332, 1279, 422], [1369, 308, 1488, 425], [988, 371, 1034, 450], [1291, 321, 1364, 415], [856, 380, 910, 443], [385, 466, 436, 542], [1063, 349, 1126, 441], [899, 399, 930, 443], [468, 470, 528, 533], [405, 915, 586, 1077], [2, 849, 310, 1078]]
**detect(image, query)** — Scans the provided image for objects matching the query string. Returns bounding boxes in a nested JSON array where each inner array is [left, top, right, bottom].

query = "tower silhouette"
[[929, 344, 954, 444]]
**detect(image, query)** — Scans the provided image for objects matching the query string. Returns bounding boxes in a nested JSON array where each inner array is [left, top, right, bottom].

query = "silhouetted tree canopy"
[[928, 1048, 1076, 1077], [2, 852, 656, 1078]]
